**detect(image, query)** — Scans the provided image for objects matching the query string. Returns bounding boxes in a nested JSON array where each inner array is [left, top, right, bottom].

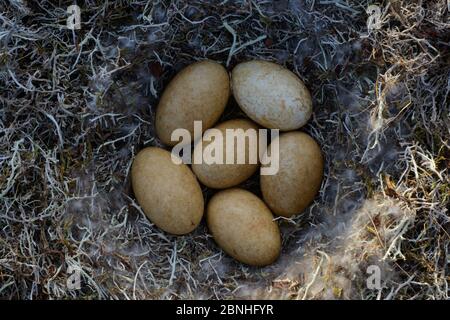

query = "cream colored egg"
[[192, 119, 260, 189], [207, 188, 281, 266], [231, 60, 312, 130], [131, 147, 204, 235], [156, 60, 230, 146], [261, 132, 324, 217]]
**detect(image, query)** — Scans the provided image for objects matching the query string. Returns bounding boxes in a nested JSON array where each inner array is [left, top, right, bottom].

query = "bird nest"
[[0, 0, 448, 299]]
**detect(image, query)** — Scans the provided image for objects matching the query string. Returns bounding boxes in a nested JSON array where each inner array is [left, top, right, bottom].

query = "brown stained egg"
[[260, 132, 324, 217], [131, 147, 204, 235], [231, 60, 312, 131], [192, 119, 260, 189], [156, 60, 230, 146], [207, 188, 281, 266]]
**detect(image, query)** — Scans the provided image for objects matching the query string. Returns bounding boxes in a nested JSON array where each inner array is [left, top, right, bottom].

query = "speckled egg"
[[232, 60, 312, 130]]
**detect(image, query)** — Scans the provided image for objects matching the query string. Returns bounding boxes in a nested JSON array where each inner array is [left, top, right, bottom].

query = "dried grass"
[[0, 0, 448, 299]]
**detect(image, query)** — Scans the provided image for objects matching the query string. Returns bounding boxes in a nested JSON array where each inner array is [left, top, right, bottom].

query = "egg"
[[260, 132, 324, 217], [207, 188, 281, 266], [192, 119, 260, 189], [131, 147, 204, 235], [231, 60, 312, 131], [156, 60, 230, 146]]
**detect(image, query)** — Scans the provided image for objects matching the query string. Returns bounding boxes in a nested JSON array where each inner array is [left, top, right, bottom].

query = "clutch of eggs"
[[131, 59, 324, 266]]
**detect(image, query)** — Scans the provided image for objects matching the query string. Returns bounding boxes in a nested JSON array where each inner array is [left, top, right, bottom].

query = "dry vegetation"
[[0, 0, 449, 299]]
